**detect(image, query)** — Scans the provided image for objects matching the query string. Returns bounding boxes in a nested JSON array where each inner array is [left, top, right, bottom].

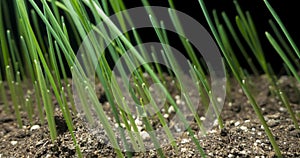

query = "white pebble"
[[30, 125, 40, 131], [181, 138, 189, 144], [217, 97, 222, 103], [140, 131, 150, 140], [174, 124, 181, 132], [279, 107, 286, 112], [10, 141, 18, 145], [163, 114, 169, 119], [120, 123, 125, 128], [234, 121, 240, 126], [135, 119, 143, 126], [258, 132, 262, 136], [46, 154, 52, 158], [213, 120, 218, 126], [168, 106, 175, 113], [181, 147, 187, 152], [256, 139, 261, 143], [240, 126, 248, 131], [137, 126, 143, 132], [228, 154, 234, 158]]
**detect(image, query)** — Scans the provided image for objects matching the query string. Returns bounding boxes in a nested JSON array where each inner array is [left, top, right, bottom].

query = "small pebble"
[[234, 121, 240, 126], [46, 154, 52, 158], [213, 120, 218, 126], [140, 131, 150, 140], [287, 125, 295, 131], [267, 119, 279, 127], [256, 139, 261, 143], [120, 123, 125, 128], [163, 114, 169, 119], [135, 119, 143, 126], [279, 107, 286, 112], [258, 132, 262, 136], [10, 141, 17, 145], [267, 113, 280, 119], [36, 140, 44, 147], [240, 126, 248, 131], [181, 138, 190, 144], [174, 124, 181, 132], [181, 147, 187, 152], [168, 106, 175, 113], [217, 97, 222, 103], [30, 125, 40, 131]]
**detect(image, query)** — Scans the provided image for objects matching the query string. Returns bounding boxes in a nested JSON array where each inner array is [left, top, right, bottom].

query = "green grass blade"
[[198, 0, 282, 156], [264, 0, 300, 59], [34, 60, 57, 142], [6, 66, 23, 127], [266, 32, 300, 83]]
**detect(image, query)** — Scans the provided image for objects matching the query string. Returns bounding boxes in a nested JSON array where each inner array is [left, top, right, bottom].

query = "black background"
[[118, 0, 300, 74], [3, 0, 300, 75]]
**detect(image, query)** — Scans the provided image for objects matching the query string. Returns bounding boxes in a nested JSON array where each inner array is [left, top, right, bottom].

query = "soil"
[[0, 74, 300, 158]]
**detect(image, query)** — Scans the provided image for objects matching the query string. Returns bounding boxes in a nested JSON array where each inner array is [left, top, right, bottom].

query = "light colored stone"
[[163, 114, 169, 119], [30, 125, 40, 131], [181, 138, 189, 144], [240, 126, 248, 131], [181, 147, 187, 152], [11, 141, 18, 145], [135, 119, 143, 126], [234, 121, 240, 126], [168, 106, 175, 113], [200, 117, 206, 121], [245, 120, 250, 123], [140, 131, 150, 140]]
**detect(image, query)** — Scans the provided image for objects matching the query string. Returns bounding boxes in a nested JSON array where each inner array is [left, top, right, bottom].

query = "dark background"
[[119, 0, 300, 75], [2, 0, 300, 75]]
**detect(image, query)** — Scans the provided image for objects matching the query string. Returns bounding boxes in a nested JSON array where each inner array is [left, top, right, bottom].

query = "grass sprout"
[[1, 0, 300, 157]]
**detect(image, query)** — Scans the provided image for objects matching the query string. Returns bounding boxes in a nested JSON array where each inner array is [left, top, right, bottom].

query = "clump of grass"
[[0, 0, 299, 157]]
